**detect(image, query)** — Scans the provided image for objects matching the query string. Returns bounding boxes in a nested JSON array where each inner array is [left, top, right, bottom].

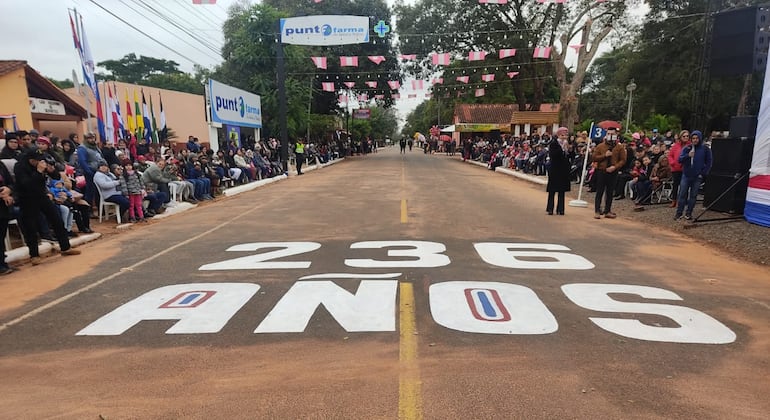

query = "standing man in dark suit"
[[546, 127, 572, 215]]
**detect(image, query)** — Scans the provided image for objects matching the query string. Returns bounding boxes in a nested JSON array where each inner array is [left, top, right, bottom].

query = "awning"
[[440, 125, 455, 132]]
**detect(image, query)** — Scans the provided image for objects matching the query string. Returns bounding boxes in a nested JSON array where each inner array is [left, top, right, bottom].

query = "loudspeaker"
[[729, 115, 758, 138], [711, 5, 770, 76], [703, 173, 750, 214], [710, 137, 755, 175]]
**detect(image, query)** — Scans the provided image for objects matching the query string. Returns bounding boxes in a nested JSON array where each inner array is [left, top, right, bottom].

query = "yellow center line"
[[398, 281, 422, 420]]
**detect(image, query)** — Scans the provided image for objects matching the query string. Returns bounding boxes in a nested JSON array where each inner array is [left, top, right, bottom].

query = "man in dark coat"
[[0, 161, 15, 274], [14, 149, 81, 265], [546, 127, 572, 215]]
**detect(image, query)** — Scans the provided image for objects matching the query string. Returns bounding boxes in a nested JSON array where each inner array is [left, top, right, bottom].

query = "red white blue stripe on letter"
[[464, 288, 511, 321], [159, 291, 216, 308]]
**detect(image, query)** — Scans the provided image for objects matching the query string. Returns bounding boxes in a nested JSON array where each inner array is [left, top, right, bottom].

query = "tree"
[[97, 53, 182, 83], [48, 78, 74, 89]]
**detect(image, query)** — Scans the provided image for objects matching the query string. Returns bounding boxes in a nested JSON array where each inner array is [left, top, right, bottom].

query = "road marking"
[[398, 281, 422, 420], [298, 273, 403, 280], [0, 200, 267, 334], [401, 199, 408, 223]]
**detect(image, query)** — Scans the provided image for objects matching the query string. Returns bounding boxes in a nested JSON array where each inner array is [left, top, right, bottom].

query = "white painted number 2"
[[198, 242, 321, 270], [344, 241, 451, 268]]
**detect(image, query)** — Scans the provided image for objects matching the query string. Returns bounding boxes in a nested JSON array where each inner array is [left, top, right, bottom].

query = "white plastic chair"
[[4, 219, 24, 251], [94, 180, 122, 224]]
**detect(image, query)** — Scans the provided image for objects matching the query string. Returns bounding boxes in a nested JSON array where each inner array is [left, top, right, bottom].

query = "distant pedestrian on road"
[[399, 137, 407, 154], [592, 127, 627, 219], [407, 138, 413, 151], [546, 127, 571, 215], [294, 139, 305, 175]]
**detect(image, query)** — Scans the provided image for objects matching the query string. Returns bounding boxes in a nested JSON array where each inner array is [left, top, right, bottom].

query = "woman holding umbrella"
[[546, 127, 572, 215]]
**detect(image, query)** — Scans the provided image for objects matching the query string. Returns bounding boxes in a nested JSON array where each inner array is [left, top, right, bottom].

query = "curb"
[[459, 157, 548, 186], [6, 232, 102, 264]]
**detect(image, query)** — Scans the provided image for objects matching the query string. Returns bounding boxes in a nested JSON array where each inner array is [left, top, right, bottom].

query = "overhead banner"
[[280, 15, 370, 46], [455, 123, 512, 133], [353, 109, 371, 119], [208, 79, 262, 128]]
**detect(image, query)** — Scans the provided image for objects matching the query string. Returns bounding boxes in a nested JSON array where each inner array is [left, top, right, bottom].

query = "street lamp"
[[625, 79, 637, 133]]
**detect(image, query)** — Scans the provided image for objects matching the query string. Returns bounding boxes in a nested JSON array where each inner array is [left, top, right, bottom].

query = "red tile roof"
[[0, 60, 27, 77], [454, 104, 517, 124]]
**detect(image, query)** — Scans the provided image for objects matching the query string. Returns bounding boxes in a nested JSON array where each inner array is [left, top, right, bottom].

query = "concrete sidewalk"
[[7, 157, 347, 266], [459, 156, 548, 186]]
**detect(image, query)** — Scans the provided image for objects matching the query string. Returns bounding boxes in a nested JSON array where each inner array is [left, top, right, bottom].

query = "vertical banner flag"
[[134, 90, 144, 136], [368, 56, 386, 65], [322, 82, 335, 92], [468, 51, 487, 61], [142, 90, 152, 141], [76, 14, 105, 141], [533, 47, 552, 59], [340, 56, 359, 67], [149, 94, 158, 143], [481, 74, 495, 82], [114, 82, 125, 139], [125, 89, 135, 135], [388, 80, 401, 90], [499, 48, 517, 58], [366, 81, 378, 88], [104, 84, 115, 144], [311, 57, 327, 69], [745, 41, 770, 227], [432, 53, 451, 65], [456, 76, 470, 83], [159, 92, 167, 141]]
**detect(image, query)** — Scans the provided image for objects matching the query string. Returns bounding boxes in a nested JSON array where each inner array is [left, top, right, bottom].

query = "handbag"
[[75, 175, 86, 189]]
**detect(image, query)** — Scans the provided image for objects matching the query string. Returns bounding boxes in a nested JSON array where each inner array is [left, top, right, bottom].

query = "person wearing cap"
[[13, 149, 81, 265], [675, 130, 712, 221], [28, 129, 39, 143], [77, 132, 106, 205], [545, 127, 572, 215], [591, 127, 627, 219]]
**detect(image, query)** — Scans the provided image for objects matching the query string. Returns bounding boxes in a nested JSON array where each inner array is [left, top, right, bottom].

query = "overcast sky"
[[3, 0, 645, 122]]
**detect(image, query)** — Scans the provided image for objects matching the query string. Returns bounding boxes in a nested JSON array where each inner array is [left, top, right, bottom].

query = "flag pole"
[[569, 122, 593, 208]]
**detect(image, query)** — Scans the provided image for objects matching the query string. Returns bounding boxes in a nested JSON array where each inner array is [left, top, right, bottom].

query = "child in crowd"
[[119, 162, 146, 223]]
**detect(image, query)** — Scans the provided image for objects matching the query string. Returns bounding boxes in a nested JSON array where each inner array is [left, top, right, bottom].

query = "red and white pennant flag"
[[366, 81, 378, 88], [392, 94, 401, 99], [344, 81, 356, 88], [479, 0, 508, 3], [456, 76, 469, 83], [468, 51, 486, 61], [192, 0, 217, 4], [322, 82, 335, 92], [387, 80, 400, 90], [533, 47, 551, 59], [432, 53, 451, 65], [431, 78, 444, 85], [338, 94, 347, 103], [481, 74, 495, 82], [569, 44, 584, 52], [398, 54, 417, 60], [408, 94, 417, 98], [311, 57, 327, 69], [374, 94, 385, 100], [368, 56, 386, 65], [507, 71, 520, 78], [425, 93, 432, 98], [498, 49, 516, 58], [340, 56, 359, 67], [412, 80, 425, 90], [475, 88, 485, 97], [358, 94, 368, 101]]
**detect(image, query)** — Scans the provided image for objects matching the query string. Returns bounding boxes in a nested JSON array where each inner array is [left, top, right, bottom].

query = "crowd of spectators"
[[0, 128, 346, 275]]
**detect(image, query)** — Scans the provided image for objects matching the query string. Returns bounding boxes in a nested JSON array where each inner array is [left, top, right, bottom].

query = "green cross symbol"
[[374, 20, 390, 38]]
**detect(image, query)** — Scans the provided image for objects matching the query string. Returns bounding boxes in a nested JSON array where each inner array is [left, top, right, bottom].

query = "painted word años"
[[77, 281, 736, 345]]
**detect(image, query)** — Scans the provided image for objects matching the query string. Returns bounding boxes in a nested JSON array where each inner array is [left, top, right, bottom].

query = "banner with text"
[[208, 79, 262, 128], [280, 15, 369, 46]]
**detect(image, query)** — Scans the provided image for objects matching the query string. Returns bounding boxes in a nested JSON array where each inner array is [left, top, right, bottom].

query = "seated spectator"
[[185, 154, 213, 200], [48, 178, 77, 237], [93, 162, 129, 217], [233, 149, 252, 182], [1, 133, 22, 159], [166, 161, 198, 204]]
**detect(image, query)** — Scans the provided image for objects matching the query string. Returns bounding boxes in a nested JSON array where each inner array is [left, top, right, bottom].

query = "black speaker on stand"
[[702, 135, 755, 214]]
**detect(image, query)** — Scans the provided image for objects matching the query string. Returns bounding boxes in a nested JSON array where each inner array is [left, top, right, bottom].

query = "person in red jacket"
[[667, 130, 691, 208]]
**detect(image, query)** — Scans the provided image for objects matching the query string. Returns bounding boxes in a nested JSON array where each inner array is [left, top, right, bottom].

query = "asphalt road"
[[0, 147, 768, 419]]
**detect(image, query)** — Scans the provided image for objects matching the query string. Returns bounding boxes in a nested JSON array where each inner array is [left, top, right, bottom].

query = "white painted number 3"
[[344, 241, 451, 268]]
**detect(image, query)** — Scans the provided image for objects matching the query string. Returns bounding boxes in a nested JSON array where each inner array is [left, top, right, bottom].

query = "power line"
[[87, 0, 206, 67], [114, 0, 221, 61], [132, 0, 222, 55], [170, 0, 225, 29]]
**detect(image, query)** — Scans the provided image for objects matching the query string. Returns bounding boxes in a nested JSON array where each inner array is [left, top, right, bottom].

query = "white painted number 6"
[[199, 242, 321, 270], [473, 243, 595, 270], [345, 241, 451, 268]]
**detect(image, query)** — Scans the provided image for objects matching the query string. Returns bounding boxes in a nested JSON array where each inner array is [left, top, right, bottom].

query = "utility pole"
[[625, 79, 637, 133]]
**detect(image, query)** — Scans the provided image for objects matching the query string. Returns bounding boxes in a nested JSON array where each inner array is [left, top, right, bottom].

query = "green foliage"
[[48, 78, 74, 89], [97, 53, 181, 83], [144, 73, 203, 95], [642, 114, 682, 134]]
